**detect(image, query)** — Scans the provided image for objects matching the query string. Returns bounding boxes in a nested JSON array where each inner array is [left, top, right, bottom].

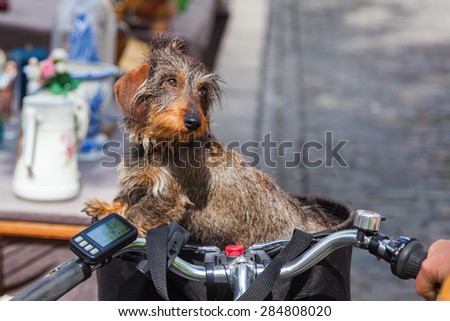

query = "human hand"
[[416, 239, 450, 300]]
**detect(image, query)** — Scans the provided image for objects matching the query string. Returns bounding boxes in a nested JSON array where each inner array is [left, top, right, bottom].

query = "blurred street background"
[[214, 0, 450, 300], [2, 0, 450, 301]]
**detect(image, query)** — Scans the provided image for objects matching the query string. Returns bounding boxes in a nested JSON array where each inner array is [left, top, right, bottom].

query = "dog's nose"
[[184, 116, 201, 131]]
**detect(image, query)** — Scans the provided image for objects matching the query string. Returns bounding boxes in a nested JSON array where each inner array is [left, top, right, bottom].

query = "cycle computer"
[[69, 213, 137, 265]]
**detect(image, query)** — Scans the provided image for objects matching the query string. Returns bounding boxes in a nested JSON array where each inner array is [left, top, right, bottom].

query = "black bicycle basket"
[[96, 194, 354, 301]]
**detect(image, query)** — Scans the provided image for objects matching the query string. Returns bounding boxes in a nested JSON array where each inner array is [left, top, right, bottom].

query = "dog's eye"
[[166, 78, 178, 88], [198, 87, 207, 97]]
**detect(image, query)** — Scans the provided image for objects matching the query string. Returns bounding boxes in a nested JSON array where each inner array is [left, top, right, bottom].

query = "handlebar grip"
[[392, 240, 428, 280], [11, 258, 92, 301]]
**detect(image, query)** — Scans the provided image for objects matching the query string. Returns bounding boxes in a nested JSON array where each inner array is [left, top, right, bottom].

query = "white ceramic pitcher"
[[13, 92, 89, 201]]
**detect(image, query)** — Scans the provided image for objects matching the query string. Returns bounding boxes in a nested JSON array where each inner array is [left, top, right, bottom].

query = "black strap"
[[146, 224, 170, 301], [146, 225, 313, 301], [237, 229, 313, 301]]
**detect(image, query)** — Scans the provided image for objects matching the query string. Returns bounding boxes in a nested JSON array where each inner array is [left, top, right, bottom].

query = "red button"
[[225, 244, 245, 256]]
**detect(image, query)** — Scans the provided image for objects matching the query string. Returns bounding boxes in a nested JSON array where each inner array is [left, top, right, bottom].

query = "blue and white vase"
[[51, 0, 117, 64], [68, 60, 119, 161]]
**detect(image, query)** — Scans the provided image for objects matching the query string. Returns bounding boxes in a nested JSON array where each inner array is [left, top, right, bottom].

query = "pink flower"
[[67, 145, 75, 160], [40, 58, 56, 80]]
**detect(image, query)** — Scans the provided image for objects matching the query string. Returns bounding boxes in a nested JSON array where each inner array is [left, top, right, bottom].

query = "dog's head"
[[114, 34, 221, 144]]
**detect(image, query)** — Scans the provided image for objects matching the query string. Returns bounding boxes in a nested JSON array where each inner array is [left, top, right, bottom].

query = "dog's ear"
[[114, 63, 150, 122]]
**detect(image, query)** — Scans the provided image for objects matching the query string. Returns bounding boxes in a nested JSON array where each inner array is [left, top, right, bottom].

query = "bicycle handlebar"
[[122, 228, 426, 284], [11, 258, 92, 301], [10, 209, 429, 301], [395, 240, 428, 279], [368, 234, 428, 279]]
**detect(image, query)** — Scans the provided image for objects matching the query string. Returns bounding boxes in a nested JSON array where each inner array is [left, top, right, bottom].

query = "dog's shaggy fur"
[[84, 35, 339, 247]]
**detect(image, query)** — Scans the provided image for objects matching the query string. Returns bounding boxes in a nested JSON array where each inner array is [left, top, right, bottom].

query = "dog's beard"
[[128, 131, 208, 153]]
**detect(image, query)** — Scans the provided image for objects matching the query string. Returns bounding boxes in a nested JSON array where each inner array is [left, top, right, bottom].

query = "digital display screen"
[[86, 217, 131, 247]]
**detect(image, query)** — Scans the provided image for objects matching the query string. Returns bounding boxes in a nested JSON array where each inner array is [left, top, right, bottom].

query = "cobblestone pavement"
[[257, 0, 450, 300], [216, 0, 450, 300]]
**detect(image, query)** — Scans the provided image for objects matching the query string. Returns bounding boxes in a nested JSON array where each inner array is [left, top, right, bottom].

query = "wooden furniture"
[[0, 220, 86, 240], [0, 222, 91, 300]]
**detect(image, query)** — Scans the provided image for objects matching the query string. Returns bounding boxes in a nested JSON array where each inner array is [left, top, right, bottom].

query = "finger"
[[416, 270, 438, 300]]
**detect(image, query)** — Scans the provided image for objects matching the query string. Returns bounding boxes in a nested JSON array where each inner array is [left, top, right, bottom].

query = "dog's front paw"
[[83, 199, 129, 220], [83, 199, 113, 219]]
